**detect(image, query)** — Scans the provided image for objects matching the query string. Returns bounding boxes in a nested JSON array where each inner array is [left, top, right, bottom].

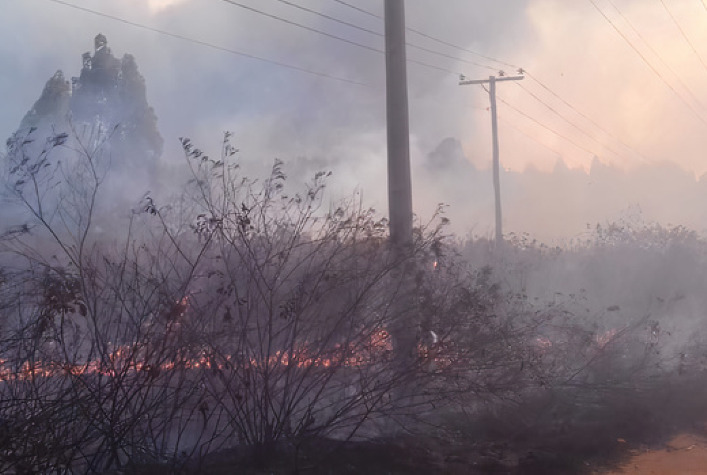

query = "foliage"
[[0, 130, 525, 472], [3, 129, 707, 473]]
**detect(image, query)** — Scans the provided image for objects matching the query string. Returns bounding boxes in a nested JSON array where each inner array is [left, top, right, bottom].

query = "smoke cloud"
[[2, 0, 707, 240]]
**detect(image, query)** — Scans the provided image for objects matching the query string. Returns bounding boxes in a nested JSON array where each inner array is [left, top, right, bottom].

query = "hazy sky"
[[2, 0, 707, 239]]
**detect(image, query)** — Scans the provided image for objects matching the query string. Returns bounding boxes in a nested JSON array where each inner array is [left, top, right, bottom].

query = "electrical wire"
[[326, 0, 516, 71], [247, 0, 496, 72], [43, 0, 370, 87], [524, 71, 651, 162], [587, 0, 707, 126], [272, 0, 383, 37], [219, 0, 473, 75], [516, 82, 643, 163], [488, 86, 597, 157], [658, 0, 707, 77], [44, 0, 681, 168], [322, 0, 673, 164], [406, 42, 496, 72], [405, 26, 518, 71], [407, 59, 461, 75], [326, 0, 654, 162], [329, 0, 380, 19], [519, 0, 706, 164], [49, 0, 464, 87], [499, 115, 563, 158], [219, 0, 383, 54], [604, 0, 707, 114]]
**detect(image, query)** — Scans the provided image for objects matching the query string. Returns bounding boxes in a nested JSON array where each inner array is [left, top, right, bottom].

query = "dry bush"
[[1, 130, 536, 472], [10, 128, 688, 473]]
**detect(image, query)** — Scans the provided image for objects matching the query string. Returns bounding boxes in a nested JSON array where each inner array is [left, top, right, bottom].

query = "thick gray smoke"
[[3, 0, 706, 242], [3, 3, 707, 471]]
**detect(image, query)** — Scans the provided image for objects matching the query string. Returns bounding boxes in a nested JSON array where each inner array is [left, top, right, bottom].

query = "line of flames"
[[0, 330, 395, 382], [0, 327, 623, 383]]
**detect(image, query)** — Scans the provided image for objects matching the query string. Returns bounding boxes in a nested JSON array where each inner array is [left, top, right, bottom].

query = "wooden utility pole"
[[385, 0, 413, 251], [460, 73, 524, 245]]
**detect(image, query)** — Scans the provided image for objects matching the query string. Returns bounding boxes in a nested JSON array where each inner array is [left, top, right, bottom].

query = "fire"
[[0, 323, 464, 383], [0, 328, 399, 383], [595, 328, 619, 349], [534, 336, 553, 351]]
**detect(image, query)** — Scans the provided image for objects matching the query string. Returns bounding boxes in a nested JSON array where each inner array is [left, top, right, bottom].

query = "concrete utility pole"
[[460, 73, 524, 245], [385, 0, 413, 251], [384, 0, 417, 391]]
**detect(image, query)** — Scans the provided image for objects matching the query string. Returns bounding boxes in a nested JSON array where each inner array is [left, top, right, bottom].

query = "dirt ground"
[[603, 434, 707, 475]]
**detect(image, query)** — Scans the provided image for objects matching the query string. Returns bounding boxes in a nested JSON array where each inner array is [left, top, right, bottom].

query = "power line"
[[604, 0, 707, 115], [46, 0, 468, 87], [272, 0, 382, 37], [516, 82, 620, 156], [219, 0, 383, 54], [516, 82, 645, 163], [407, 59, 460, 75], [406, 27, 518, 71], [499, 115, 563, 158], [587, 0, 707, 126], [407, 42, 496, 72], [329, 0, 380, 19], [493, 88, 597, 157], [263, 0, 497, 72], [218, 0, 473, 76], [327, 0, 516, 71], [42, 0, 370, 87], [658, 0, 707, 77], [524, 71, 651, 162]]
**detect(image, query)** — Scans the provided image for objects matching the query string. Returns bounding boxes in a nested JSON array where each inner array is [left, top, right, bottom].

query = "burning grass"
[[3, 130, 707, 473]]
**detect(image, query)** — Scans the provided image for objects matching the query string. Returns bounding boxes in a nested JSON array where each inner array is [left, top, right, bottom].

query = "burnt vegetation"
[[1, 129, 707, 474]]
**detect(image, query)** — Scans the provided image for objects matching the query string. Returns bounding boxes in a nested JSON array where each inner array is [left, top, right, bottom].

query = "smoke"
[[1, 0, 706, 240]]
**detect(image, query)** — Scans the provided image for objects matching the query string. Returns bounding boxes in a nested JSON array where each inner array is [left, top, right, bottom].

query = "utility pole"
[[385, 0, 413, 251], [384, 0, 416, 392], [460, 73, 524, 245]]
